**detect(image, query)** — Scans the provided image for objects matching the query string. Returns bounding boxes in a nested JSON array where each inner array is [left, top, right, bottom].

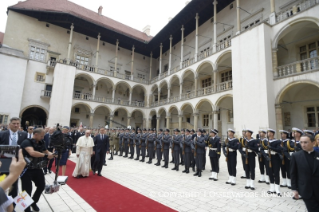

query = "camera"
[[0, 145, 20, 174]]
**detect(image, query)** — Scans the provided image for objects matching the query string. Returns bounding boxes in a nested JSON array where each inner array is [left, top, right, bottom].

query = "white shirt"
[[9, 130, 18, 145], [27, 133, 33, 139]]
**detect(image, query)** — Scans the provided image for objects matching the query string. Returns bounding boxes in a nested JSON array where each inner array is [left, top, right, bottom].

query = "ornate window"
[[28, 39, 50, 62]]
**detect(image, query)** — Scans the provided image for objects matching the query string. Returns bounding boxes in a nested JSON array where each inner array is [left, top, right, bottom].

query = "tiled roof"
[[8, 0, 153, 42], [0, 32, 4, 44]]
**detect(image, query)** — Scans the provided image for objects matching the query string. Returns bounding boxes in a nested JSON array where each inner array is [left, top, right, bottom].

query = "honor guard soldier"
[[208, 129, 221, 181], [154, 129, 163, 166], [114, 128, 120, 155], [109, 129, 116, 160], [263, 129, 283, 196], [162, 129, 171, 168], [182, 129, 192, 173], [140, 128, 148, 162], [146, 128, 156, 164], [257, 130, 269, 184], [202, 129, 208, 170], [193, 129, 205, 177], [119, 129, 124, 156], [134, 128, 141, 160], [172, 129, 182, 171], [190, 129, 196, 171], [123, 129, 130, 158], [292, 127, 303, 151], [180, 129, 185, 165], [129, 128, 135, 159], [240, 129, 258, 190], [239, 129, 247, 179], [146, 129, 151, 157], [280, 130, 292, 188], [223, 129, 239, 186]]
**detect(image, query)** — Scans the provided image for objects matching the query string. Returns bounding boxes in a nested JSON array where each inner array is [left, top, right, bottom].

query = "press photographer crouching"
[[20, 128, 55, 212]]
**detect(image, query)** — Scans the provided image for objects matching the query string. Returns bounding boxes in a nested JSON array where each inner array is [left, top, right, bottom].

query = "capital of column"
[[213, 0, 218, 6], [193, 113, 199, 117], [156, 117, 161, 120], [165, 116, 171, 119], [272, 48, 278, 52], [169, 35, 173, 41], [90, 112, 94, 117], [181, 25, 185, 31], [70, 23, 74, 30], [97, 33, 101, 39], [195, 13, 199, 20], [160, 43, 163, 48]]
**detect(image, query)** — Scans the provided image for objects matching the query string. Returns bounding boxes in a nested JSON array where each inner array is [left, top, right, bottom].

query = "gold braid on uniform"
[[262, 140, 268, 150], [287, 140, 294, 152], [240, 138, 245, 147]]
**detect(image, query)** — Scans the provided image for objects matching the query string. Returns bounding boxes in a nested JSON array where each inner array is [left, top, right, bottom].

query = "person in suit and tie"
[[93, 127, 110, 176], [43, 127, 55, 174], [27, 126, 34, 139], [291, 134, 319, 212], [0, 117, 27, 200]]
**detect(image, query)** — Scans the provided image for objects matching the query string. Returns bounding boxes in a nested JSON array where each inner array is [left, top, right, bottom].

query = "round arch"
[[114, 81, 132, 91], [149, 109, 157, 116], [169, 75, 181, 86], [215, 94, 233, 108], [93, 104, 112, 114], [96, 77, 114, 88], [74, 73, 95, 84], [181, 69, 196, 81], [195, 60, 215, 74], [180, 102, 195, 113], [159, 80, 169, 90], [132, 84, 147, 94], [214, 50, 232, 69], [157, 107, 167, 116], [272, 17, 319, 49], [195, 98, 214, 111], [19, 105, 49, 118], [275, 80, 319, 105], [151, 84, 158, 92], [168, 105, 179, 114], [131, 108, 145, 118], [71, 102, 93, 113], [113, 107, 130, 116]]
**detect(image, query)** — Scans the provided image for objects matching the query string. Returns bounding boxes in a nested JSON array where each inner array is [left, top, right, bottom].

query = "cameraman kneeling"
[[20, 128, 55, 212]]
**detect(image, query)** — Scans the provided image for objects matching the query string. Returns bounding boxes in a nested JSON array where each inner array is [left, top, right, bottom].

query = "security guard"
[[190, 129, 196, 171], [208, 129, 221, 181], [114, 128, 120, 155], [180, 129, 185, 165], [223, 129, 239, 186], [154, 129, 163, 166], [162, 129, 171, 168]]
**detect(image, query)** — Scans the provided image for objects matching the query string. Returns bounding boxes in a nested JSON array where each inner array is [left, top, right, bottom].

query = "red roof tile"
[[8, 0, 153, 42], [0, 32, 4, 44]]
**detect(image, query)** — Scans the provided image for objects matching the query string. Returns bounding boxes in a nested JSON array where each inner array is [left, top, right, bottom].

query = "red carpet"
[[53, 161, 177, 212]]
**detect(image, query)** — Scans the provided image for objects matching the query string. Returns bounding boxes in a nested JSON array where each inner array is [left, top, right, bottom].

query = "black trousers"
[[196, 153, 204, 172], [141, 146, 146, 160], [241, 154, 246, 175], [130, 144, 134, 157], [173, 150, 180, 168], [281, 156, 290, 179], [179, 148, 184, 163], [43, 147, 54, 173], [258, 155, 267, 175], [156, 148, 162, 162], [262, 155, 270, 176], [184, 152, 191, 170], [210, 155, 220, 173], [191, 151, 196, 168], [21, 169, 45, 212], [163, 149, 169, 163], [227, 152, 237, 176], [303, 192, 319, 212], [124, 143, 129, 156], [203, 149, 206, 169], [245, 153, 256, 180], [148, 145, 154, 162], [94, 150, 106, 174], [135, 145, 140, 158], [268, 154, 281, 184]]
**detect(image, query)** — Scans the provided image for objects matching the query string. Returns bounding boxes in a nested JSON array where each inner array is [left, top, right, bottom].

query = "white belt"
[[264, 150, 268, 154], [242, 148, 246, 151], [289, 152, 293, 156], [247, 149, 253, 153], [228, 149, 235, 152], [210, 148, 217, 151], [270, 152, 277, 155]]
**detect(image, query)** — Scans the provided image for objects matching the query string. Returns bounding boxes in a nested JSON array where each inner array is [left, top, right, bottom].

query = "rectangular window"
[[137, 73, 145, 79], [306, 106, 318, 127], [221, 70, 232, 82], [30, 46, 46, 61], [75, 108, 80, 113], [0, 115, 9, 125], [164, 64, 168, 72], [76, 55, 89, 65], [201, 78, 211, 88], [35, 73, 45, 82], [203, 114, 209, 127]]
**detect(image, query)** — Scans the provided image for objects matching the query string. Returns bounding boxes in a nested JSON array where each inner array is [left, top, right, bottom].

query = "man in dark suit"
[[0, 117, 27, 199], [43, 127, 55, 174], [93, 128, 109, 176], [291, 134, 319, 212]]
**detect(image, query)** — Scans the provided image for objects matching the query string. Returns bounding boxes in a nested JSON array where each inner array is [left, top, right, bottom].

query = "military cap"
[[279, 130, 289, 135], [228, 129, 235, 134], [259, 129, 266, 134], [292, 127, 303, 135], [159, 129, 163, 132], [246, 129, 254, 134], [165, 129, 170, 132], [210, 129, 217, 134], [63, 126, 70, 130], [174, 128, 180, 132], [191, 129, 195, 133], [186, 129, 190, 133], [303, 129, 314, 136], [267, 128, 276, 134]]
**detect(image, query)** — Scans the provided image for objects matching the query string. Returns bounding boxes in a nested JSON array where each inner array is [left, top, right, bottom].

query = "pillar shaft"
[[114, 39, 119, 72], [127, 117, 131, 127], [194, 113, 199, 131], [95, 33, 101, 68], [92, 83, 96, 99], [149, 52, 153, 81], [131, 45, 135, 79], [169, 35, 173, 74], [213, 111, 219, 131], [159, 43, 163, 74], [180, 25, 185, 69], [179, 83, 183, 99], [275, 105, 283, 137], [89, 113, 94, 128], [213, 71, 217, 92], [236, 0, 241, 34], [270, 0, 275, 13], [194, 77, 198, 97], [166, 117, 171, 130], [112, 88, 115, 103], [109, 115, 114, 128], [156, 117, 160, 132], [272, 49, 278, 77], [195, 13, 199, 62], [67, 24, 74, 64], [178, 115, 183, 129], [167, 87, 171, 102], [213, 1, 218, 52]]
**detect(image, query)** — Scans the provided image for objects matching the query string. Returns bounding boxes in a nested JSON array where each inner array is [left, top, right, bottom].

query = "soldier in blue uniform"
[[292, 127, 303, 152], [140, 128, 148, 162], [146, 128, 156, 164], [190, 129, 196, 172], [257, 129, 269, 184], [172, 129, 182, 171], [161, 129, 171, 168], [193, 129, 206, 177], [119, 128, 124, 156], [134, 128, 141, 160], [129, 128, 135, 159], [154, 129, 163, 166], [223, 129, 239, 186], [179, 129, 185, 165], [280, 130, 292, 188], [182, 129, 192, 173], [208, 129, 221, 181], [123, 128, 130, 158]]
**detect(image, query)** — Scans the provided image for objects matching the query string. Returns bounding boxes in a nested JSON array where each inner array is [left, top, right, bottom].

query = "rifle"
[[267, 132, 272, 168], [182, 134, 185, 155], [281, 140, 285, 165], [194, 136, 198, 158], [259, 133, 262, 162], [225, 134, 229, 162], [171, 135, 174, 154], [161, 133, 164, 152]]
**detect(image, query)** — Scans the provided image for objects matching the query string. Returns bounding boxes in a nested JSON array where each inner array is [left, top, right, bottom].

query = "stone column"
[[236, 0, 241, 35], [95, 33, 101, 70], [148, 118, 152, 129], [213, 70, 217, 92], [179, 82, 183, 100], [272, 48, 278, 77], [213, 0, 218, 52], [143, 118, 146, 129], [169, 35, 173, 74], [167, 87, 171, 103], [193, 113, 199, 130], [270, 0, 275, 13], [178, 115, 183, 129], [67, 23, 74, 64], [180, 25, 185, 69], [112, 87, 115, 103], [275, 105, 283, 136], [149, 52, 153, 81], [129, 90, 132, 105], [195, 13, 199, 62], [92, 83, 96, 99], [158, 89, 161, 103], [89, 113, 94, 128], [156, 117, 160, 132], [159, 43, 163, 74], [109, 115, 114, 128], [114, 39, 119, 72], [131, 45, 135, 80], [166, 116, 171, 130], [127, 117, 131, 127], [194, 76, 198, 97], [269, 0, 276, 24], [213, 110, 219, 131]]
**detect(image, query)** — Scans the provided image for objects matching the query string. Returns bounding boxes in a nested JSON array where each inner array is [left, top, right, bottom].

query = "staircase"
[[106, 119, 126, 128]]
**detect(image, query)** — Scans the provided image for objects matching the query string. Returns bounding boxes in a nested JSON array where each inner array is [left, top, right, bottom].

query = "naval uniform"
[[207, 136, 221, 173], [239, 138, 259, 180], [172, 134, 182, 170], [281, 139, 294, 186], [239, 137, 247, 177], [258, 138, 269, 181], [135, 133, 141, 160], [263, 139, 282, 185], [222, 137, 239, 177], [129, 132, 135, 158], [162, 134, 171, 168], [155, 133, 163, 165], [183, 134, 193, 172]]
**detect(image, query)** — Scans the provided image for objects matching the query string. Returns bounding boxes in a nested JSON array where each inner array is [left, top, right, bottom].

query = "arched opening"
[[216, 95, 234, 138], [115, 82, 131, 106], [93, 106, 111, 128], [180, 103, 194, 129], [216, 52, 232, 92], [196, 62, 214, 97], [70, 103, 92, 127], [169, 75, 180, 102], [113, 108, 128, 128], [278, 83, 319, 130], [21, 107, 47, 128], [131, 85, 146, 107], [150, 110, 157, 129], [158, 108, 167, 129], [195, 99, 213, 131], [131, 110, 144, 129], [150, 85, 159, 106], [276, 21, 319, 77], [95, 78, 114, 102], [181, 70, 196, 100], [73, 74, 94, 100], [169, 106, 179, 131], [159, 81, 168, 105]]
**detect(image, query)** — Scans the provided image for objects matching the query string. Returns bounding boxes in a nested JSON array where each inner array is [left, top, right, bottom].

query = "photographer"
[[20, 128, 55, 212]]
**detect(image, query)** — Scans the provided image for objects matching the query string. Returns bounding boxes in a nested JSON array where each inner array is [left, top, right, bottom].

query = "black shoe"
[[226, 181, 231, 184], [288, 186, 291, 189], [165, 165, 168, 169], [192, 167, 195, 172], [146, 154, 149, 157], [104, 164, 107, 166], [31, 203, 40, 212], [49, 170, 52, 174], [97, 173, 102, 176], [245, 186, 250, 189], [123, 156, 127, 158], [186, 170, 189, 174], [44, 172, 47, 175], [182, 170, 187, 173], [129, 157, 133, 159], [134, 158, 139, 160], [194, 172, 199, 176], [250, 187, 255, 190], [231, 182, 236, 186], [108, 157, 113, 160], [266, 182, 270, 185], [241, 176, 246, 179], [170, 160, 174, 163], [161, 165, 165, 168], [114, 152, 118, 155], [258, 180, 265, 183], [176, 168, 179, 171], [198, 172, 202, 177], [171, 167, 176, 170]]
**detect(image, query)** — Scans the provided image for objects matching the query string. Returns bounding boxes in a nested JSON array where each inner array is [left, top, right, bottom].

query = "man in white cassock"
[[72, 130, 95, 178]]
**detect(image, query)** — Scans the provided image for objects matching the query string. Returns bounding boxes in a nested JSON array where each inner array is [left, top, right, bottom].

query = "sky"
[[0, 0, 189, 35]]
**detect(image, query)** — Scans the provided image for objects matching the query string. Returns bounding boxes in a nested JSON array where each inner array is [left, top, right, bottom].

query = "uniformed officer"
[[179, 129, 185, 165], [190, 129, 196, 172], [146, 129, 150, 157], [134, 128, 141, 160], [257, 129, 269, 184], [292, 127, 303, 151], [140, 128, 148, 162], [223, 129, 239, 186], [154, 129, 163, 166], [208, 129, 221, 181], [239, 129, 247, 179], [193, 129, 205, 177], [239, 129, 258, 190], [123, 128, 130, 158], [202, 129, 208, 170], [108, 129, 116, 160], [182, 129, 192, 174], [280, 130, 292, 188], [114, 128, 120, 155], [146, 128, 156, 164], [129, 128, 135, 159], [161, 129, 171, 168], [119, 128, 124, 156], [263, 128, 283, 196], [172, 129, 182, 171]]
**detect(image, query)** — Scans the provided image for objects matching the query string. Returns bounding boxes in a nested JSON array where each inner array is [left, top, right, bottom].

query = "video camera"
[[45, 124, 71, 194]]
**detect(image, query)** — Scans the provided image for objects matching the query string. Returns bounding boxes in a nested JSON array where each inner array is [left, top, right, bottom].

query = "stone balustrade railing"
[[41, 90, 51, 97]]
